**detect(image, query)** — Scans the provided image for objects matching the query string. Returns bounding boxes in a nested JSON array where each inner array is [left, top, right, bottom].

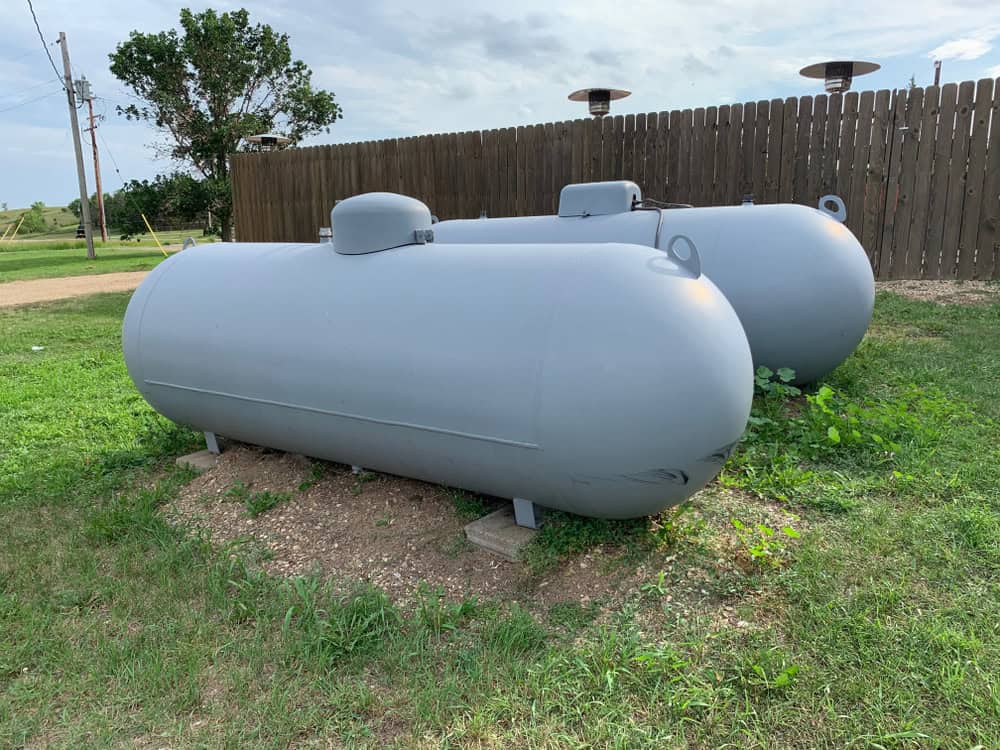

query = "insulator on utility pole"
[[59, 32, 95, 259]]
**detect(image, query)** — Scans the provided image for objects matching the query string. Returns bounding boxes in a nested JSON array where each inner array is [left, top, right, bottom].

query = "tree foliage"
[[69, 175, 220, 239], [109, 8, 341, 239], [20, 202, 50, 234], [115, 173, 215, 238]]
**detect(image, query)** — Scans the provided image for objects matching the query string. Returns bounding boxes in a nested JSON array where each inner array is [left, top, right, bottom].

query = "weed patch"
[[244, 490, 290, 518]]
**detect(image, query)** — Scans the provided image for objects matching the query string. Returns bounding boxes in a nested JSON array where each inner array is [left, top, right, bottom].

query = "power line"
[[95, 127, 150, 220], [95, 128, 127, 183], [6, 47, 43, 65], [25, 0, 66, 91], [0, 78, 58, 101], [0, 88, 61, 115], [94, 94, 133, 109]]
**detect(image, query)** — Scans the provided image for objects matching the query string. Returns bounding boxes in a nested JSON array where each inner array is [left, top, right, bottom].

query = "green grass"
[[0, 244, 172, 283], [1, 290, 999, 747], [0, 234, 215, 283], [244, 490, 291, 518]]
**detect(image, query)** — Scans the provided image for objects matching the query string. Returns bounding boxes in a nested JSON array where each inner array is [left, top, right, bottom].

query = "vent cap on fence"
[[332, 193, 433, 254], [558, 181, 642, 217]]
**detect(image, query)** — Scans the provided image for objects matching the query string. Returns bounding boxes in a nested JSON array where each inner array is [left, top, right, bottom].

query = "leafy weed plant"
[[245, 490, 290, 518]]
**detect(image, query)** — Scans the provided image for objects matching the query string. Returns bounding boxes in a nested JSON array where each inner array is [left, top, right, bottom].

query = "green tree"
[[109, 7, 341, 240], [20, 201, 48, 234], [70, 193, 119, 230], [106, 173, 215, 239]]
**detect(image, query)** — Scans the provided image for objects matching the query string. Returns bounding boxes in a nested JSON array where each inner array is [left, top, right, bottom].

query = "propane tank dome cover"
[[559, 181, 641, 217], [332, 192, 433, 254]]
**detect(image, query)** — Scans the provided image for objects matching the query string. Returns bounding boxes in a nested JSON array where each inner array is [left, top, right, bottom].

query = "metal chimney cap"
[[800, 60, 880, 93], [246, 133, 291, 151], [568, 87, 631, 117], [568, 87, 631, 102]]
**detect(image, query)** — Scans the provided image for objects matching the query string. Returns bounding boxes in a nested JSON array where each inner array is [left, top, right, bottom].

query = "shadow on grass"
[[1, 416, 201, 509]]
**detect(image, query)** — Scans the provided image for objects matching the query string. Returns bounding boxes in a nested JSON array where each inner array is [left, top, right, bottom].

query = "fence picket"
[[635, 112, 649, 189], [977, 81, 1000, 279], [957, 78, 994, 279], [714, 105, 731, 205], [752, 100, 769, 202], [723, 103, 742, 205], [923, 84, 959, 278], [643, 112, 659, 198], [806, 95, 827, 205], [764, 98, 783, 204], [940, 82, 976, 277], [740, 100, 757, 201], [623, 114, 636, 184], [906, 86, 939, 277], [836, 92, 859, 206], [876, 91, 905, 277], [702, 106, 718, 206], [887, 88, 924, 279], [690, 108, 705, 203], [778, 97, 796, 203], [677, 109, 694, 202], [848, 91, 874, 239]]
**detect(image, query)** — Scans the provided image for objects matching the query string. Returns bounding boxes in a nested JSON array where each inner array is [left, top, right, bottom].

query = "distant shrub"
[[20, 202, 49, 234]]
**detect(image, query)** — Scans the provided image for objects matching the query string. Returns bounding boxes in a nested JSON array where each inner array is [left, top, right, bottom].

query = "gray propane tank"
[[434, 181, 875, 384], [123, 192, 753, 520]]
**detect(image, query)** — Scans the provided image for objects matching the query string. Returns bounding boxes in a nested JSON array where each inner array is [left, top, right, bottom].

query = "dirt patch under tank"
[[167, 444, 636, 607], [876, 279, 999, 306]]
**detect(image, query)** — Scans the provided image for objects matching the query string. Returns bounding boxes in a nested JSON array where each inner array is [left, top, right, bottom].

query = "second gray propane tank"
[[433, 181, 875, 384]]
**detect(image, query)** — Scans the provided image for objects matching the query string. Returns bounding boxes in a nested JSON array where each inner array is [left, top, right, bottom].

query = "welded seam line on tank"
[[143, 380, 541, 450]]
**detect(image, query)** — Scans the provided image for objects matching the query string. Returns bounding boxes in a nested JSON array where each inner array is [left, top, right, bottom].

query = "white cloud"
[[986, 64, 1000, 78], [928, 37, 991, 61]]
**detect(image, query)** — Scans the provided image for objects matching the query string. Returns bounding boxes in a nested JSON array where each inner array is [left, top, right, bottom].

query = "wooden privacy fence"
[[232, 77, 1000, 280]]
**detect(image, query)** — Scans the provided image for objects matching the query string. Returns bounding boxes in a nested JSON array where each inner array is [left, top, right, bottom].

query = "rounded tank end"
[[332, 192, 433, 255]]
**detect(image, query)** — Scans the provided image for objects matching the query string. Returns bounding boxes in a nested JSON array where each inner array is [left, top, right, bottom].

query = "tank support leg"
[[513, 498, 543, 529], [204, 431, 220, 455]]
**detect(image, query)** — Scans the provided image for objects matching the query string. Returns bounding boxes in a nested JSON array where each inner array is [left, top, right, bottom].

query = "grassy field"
[[1, 204, 204, 243], [0, 205, 79, 238], [1, 288, 998, 748], [1, 201, 207, 243], [0, 235, 206, 284]]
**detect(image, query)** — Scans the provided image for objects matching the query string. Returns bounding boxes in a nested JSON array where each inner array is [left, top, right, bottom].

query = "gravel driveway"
[[0, 271, 150, 308]]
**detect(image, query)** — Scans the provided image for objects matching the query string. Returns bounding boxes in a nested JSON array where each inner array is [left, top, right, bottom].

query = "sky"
[[2, 0, 999, 208]]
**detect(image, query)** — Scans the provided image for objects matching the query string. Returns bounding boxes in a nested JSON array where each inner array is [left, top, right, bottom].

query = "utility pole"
[[933, 60, 942, 87], [78, 77, 108, 241], [58, 32, 95, 259]]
